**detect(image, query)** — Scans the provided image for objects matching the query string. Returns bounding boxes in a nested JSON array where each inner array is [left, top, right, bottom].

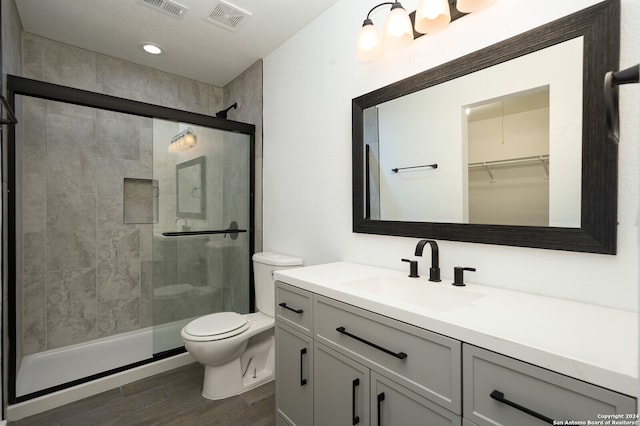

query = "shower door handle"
[[299, 348, 308, 386]]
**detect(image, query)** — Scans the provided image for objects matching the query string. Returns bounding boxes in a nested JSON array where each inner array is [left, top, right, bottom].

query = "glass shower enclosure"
[[6, 76, 254, 402]]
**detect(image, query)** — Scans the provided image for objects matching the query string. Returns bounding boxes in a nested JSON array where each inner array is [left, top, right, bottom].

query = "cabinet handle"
[[351, 378, 360, 425], [299, 348, 307, 386], [490, 390, 554, 424], [376, 392, 385, 426], [336, 327, 408, 360], [279, 302, 304, 314]]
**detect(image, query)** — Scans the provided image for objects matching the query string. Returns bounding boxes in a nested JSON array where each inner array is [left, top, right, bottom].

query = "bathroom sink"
[[342, 275, 484, 312]]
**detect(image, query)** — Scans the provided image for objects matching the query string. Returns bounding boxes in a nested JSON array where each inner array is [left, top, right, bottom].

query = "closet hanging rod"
[[162, 228, 247, 237], [391, 163, 438, 173], [468, 155, 549, 169]]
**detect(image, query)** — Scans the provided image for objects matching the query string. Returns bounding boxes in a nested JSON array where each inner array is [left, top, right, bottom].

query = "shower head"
[[216, 102, 238, 119]]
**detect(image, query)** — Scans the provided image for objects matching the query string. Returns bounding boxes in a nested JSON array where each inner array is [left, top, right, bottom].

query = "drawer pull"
[[279, 302, 304, 314], [376, 392, 385, 426], [490, 390, 554, 424], [300, 348, 308, 386], [336, 327, 408, 360], [352, 378, 360, 425]]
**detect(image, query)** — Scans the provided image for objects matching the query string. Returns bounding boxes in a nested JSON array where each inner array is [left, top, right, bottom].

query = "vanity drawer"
[[275, 281, 313, 336], [315, 295, 461, 414], [463, 344, 636, 426]]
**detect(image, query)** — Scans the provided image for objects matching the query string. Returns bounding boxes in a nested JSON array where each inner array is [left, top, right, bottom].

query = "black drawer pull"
[[352, 378, 360, 425], [377, 392, 385, 426], [299, 348, 307, 386], [490, 390, 554, 424], [279, 302, 304, 314], [336, 327, 408, 360]]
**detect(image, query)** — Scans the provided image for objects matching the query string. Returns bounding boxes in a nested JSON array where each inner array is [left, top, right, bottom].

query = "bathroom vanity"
[[273, 262, 637, 426]]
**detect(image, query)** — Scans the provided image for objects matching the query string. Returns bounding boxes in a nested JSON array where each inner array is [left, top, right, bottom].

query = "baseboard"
[[7, 352, 194, 421]]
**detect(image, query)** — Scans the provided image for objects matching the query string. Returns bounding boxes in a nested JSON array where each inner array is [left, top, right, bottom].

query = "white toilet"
[[181, 252, 302, 400]]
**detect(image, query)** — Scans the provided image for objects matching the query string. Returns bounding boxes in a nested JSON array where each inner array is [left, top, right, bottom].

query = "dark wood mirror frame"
[[352, 0, 620, 254]]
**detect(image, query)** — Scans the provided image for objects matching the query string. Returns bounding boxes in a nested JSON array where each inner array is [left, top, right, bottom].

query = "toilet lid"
[[184, 312, 248, 337]]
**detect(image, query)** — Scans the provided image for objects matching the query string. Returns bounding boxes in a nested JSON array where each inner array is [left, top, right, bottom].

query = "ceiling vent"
[[138, 0, 188, 19], [205, 1, 252, 32]]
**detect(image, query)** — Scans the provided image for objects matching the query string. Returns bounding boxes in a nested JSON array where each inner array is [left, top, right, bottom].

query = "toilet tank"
[[252, 252, 302, 316]]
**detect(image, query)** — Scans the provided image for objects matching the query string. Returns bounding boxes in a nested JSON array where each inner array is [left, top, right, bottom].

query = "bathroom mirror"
[[176, 156, 206, 219], [352, 0, 620, 254]]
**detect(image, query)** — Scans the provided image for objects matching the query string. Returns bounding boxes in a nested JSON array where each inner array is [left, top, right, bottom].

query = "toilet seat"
[[183, 312, 250, 341]]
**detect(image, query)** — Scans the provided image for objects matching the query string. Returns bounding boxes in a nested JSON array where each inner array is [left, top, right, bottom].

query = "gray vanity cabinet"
[[314, 295, 462, 414], [275, 282, 315, 426], [313, 294, 462, 426], [371, 371, 461, 426], [313, 343, 370, 425], [275, 323, 313, 426], [313, 342, 460, 426], [463, 344, 636, 426]]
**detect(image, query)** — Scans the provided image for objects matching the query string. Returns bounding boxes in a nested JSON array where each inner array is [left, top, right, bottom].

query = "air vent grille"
[[205, 1, 251, 32], [138, 0, 188, 18]]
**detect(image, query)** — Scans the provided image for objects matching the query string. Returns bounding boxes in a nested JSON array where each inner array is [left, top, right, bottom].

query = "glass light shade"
[[356, 21, 383, 61], [456, 0, 496, 13], [415, 0, 451, 34], [184, 133, 197, 147], [382, 5, 413, 51]]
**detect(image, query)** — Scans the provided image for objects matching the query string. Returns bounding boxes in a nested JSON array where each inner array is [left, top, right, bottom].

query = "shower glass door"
[[151, 119, 253, 355], [8, 75, 255, 402]]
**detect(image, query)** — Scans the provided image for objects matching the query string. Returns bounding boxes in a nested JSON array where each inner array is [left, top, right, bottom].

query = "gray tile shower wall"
[[21, 98, 151, 352], [224, 60, 263, 253], [18, 32, 263, 353]]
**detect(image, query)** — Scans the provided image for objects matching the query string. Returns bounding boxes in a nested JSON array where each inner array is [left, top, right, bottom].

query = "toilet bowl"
[[181, 252, 302, 400]]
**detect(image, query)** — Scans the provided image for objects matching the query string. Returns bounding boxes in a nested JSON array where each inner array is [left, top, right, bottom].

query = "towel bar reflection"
[[391, 163, 438, 173]]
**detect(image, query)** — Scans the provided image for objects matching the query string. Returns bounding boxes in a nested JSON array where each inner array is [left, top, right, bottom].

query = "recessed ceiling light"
[[139, 42, 165, 55]]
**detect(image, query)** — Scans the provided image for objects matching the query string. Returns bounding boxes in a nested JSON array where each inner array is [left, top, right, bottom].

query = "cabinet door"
[[371, 371, 461, 426], [463, 344, 636, 426], [276, 323, 313, 426], [314, 343, 370, 426]]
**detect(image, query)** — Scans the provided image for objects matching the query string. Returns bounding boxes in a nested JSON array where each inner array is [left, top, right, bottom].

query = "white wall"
[[263, 0, 640, 311]]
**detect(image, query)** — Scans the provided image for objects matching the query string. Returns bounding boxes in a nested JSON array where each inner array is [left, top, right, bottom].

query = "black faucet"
[[414, 240, 441, 282], [401, 258, 419, 278], [453, 267, 476, 286]]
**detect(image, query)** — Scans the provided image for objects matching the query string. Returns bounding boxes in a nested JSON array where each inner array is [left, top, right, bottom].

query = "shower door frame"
[[4, 74, 256, 404]]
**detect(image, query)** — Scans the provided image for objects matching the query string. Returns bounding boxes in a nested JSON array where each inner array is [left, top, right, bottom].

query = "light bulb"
[[382, 3, 413, 51], [456, 0, 495, 13], [415, 0, 451, 34], [357, 20, 383, 61], [184, 133, 196, 147]]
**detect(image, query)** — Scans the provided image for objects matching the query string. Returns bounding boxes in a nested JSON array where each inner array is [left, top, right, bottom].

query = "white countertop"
[[275, 261, 638, 397]]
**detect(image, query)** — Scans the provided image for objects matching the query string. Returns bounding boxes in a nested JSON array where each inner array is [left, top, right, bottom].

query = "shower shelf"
[[162, 228, 247, 237]]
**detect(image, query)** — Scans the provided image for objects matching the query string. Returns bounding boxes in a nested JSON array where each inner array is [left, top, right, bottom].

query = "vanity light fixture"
[[357, 2, 413, 61], [168, 127, 197, 153], [357, 0, 495, 61]]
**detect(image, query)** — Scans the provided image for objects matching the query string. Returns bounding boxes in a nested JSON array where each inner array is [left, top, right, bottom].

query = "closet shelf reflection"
[[468, 154, 549, 182]]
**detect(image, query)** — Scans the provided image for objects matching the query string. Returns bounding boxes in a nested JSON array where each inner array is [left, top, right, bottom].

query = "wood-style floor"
[[10, 363, 275, 426]]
